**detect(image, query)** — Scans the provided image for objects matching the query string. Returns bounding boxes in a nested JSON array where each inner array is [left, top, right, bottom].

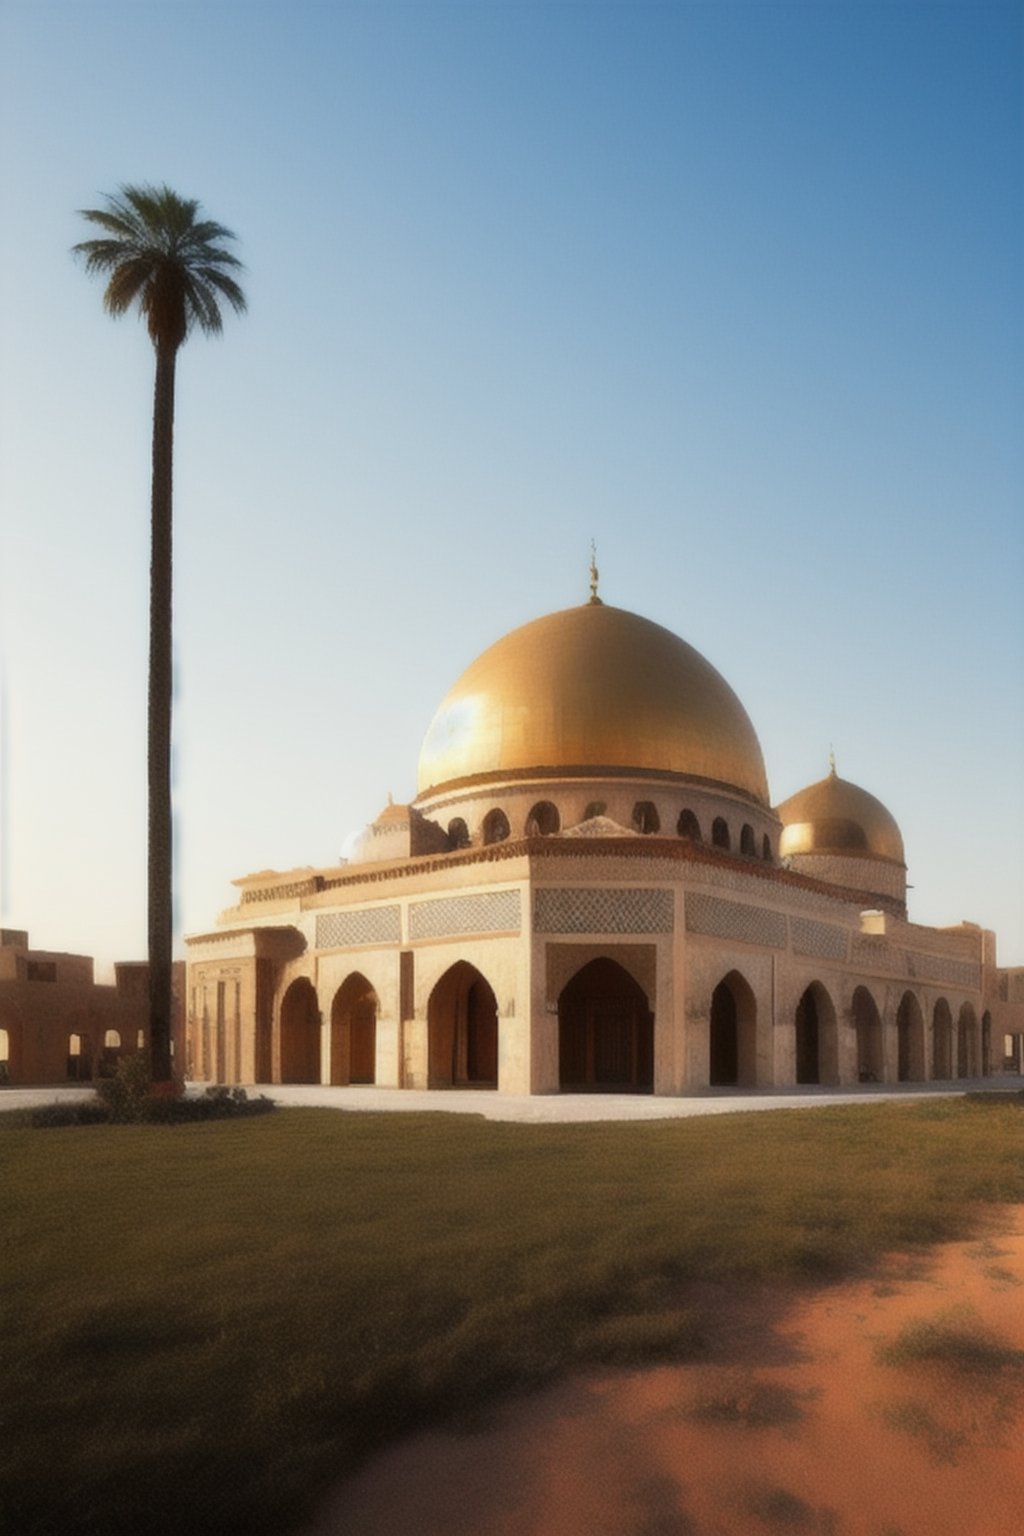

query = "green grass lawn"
[[2, 1098, 1022, 1535]]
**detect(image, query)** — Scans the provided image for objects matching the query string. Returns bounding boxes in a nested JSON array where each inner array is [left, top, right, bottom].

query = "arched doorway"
[[982, 1011, 992, 1076], [897, 992, 925, 1082], [932, 999, 953, 1079], [99, 1029, 122, 1079], [558, 958, 653, 1093], [795, 984, 837, 1085], [67, 1031, 92, 1081], [957, 1003, 978, 1079], [280, 978, 321, 1084], [428, 963, 498, 1088], [330, 973, 378, 1085], [709, 972, 758, 1087], [852, 987, 883, 1082]]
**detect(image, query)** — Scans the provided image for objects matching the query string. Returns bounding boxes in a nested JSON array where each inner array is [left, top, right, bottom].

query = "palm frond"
[[73, 183, 246, 348]]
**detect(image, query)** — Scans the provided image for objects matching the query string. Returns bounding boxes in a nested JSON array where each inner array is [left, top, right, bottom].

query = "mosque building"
[[185, 572, 1024, 1093]]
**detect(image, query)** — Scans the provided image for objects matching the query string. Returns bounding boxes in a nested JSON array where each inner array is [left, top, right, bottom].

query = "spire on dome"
[[588, 540, 603, 605]]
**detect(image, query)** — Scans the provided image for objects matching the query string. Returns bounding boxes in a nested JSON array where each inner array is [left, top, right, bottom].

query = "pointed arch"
[[795, 983, 838, 1085], [558, 957, 653, 1093], [712, 817, 730, 850], [280, 977, 321, 1084], [896, 991, 925, 1082], [710, 971, 758, 1087], [852, 986, 883, 1082], [330, 972, 378, 1085], [957, 1002, 978, 1079], [931, 998, 953, 1079], [740, 823, 756, 857], [428, 962, 498, 1088]]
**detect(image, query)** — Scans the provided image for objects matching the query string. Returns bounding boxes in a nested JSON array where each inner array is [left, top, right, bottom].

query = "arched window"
[[482, 809, 510, 845], [740, 824, 756, 857], [526, 801, 560, 837], [447, 817, 470, 850], [762, 834, 772, 861], [632, 801, 660, 834], [583, 800, 606, 821], [712, 817, 730, 850], [99, 1029, 122, 1078], [67, 1032, 92, 1082], [677, 809, 702, 840]]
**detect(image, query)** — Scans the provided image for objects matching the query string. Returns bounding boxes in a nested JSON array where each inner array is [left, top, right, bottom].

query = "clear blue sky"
[[1, 1, 1021, 974]]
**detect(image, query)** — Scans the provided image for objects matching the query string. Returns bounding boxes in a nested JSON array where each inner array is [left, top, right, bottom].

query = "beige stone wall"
[[185, 836, 1013, 1095]]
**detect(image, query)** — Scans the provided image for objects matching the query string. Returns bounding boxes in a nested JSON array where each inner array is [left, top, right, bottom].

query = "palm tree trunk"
[[148, 340, 176, 1083]]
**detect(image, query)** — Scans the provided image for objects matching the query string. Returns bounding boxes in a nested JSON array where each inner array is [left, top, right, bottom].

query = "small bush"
[[30, 1101, 111, 1129], [95, 1052, 155, 1123], [140, 1089, 275, 1124]]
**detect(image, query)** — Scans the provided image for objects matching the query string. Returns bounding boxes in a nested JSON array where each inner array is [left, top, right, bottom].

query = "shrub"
[[95, 1052, 154, 1123], [30, 1101, 111, 1129]]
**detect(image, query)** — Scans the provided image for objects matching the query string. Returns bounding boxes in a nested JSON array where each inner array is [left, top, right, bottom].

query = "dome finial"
[[828, 746, 837, 777], [588, 539, 603, 605]]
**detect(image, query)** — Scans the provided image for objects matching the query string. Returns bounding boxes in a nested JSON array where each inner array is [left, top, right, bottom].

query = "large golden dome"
[[777, 767, 904, 864], [416, 602, 770, 804]]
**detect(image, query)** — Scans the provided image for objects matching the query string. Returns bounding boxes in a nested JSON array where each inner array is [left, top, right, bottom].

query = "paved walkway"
[[2, 1078, 1019, 1122]]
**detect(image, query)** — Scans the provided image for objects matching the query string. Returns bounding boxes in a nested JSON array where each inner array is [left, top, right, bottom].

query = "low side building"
[[0, 929, 184, 1085]]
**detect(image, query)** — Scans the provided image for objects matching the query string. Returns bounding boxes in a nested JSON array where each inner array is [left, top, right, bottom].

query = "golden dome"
[[416, 602, 770, 804], [777, 768, 904, 864]]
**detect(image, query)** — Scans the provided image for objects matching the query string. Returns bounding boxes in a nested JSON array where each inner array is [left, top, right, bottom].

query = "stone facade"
[[185, 600, 1024, 1095], [185, 837, 1023, 1095]]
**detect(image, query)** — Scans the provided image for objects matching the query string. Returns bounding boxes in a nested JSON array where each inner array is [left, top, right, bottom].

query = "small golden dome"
[[777, 768, 904, 864], [416, 603, 769, 804]]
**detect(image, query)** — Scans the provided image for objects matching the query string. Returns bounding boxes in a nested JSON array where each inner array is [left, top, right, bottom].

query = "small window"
[[448, 817, 470, 850], [482, 808, 510, 845], [762, 834, 772, 862], [677, 809, 702, 841], [526, 801, 560, 837], [740, 824, 756, 857], [583, 801, 606, 821], [27, 960, 57, 983], [632, 801, 660, 834], [712, 817, 731, 850]]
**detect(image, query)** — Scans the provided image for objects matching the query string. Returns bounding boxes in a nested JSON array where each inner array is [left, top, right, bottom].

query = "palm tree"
[[74, 185, 246, 1084]]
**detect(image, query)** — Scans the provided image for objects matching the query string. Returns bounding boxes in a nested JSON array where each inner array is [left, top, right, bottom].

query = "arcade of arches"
[[270, 959, 1000, 1093]]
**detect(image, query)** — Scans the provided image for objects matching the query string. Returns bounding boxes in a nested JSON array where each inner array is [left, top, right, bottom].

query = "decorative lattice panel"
[[790, 917, 849, 961], [316, 907, 401, 949], [905, 952, 981, 989], [409, 890, 521, 940], [533, 888, 673, 934], [685, 894, 786, 948]]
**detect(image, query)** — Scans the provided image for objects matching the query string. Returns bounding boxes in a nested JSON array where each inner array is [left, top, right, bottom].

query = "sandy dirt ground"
[[307, 1206, 1024, 1536]]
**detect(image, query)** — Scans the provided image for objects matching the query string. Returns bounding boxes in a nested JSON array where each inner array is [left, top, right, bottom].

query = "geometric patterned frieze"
[[790, 917, 849, 962], [316, 906, 402, 950], [685, 893, 787, 948], [409, 889, 521, 941], [905, 952, 981, 990], [533, 887, 673, 935]]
